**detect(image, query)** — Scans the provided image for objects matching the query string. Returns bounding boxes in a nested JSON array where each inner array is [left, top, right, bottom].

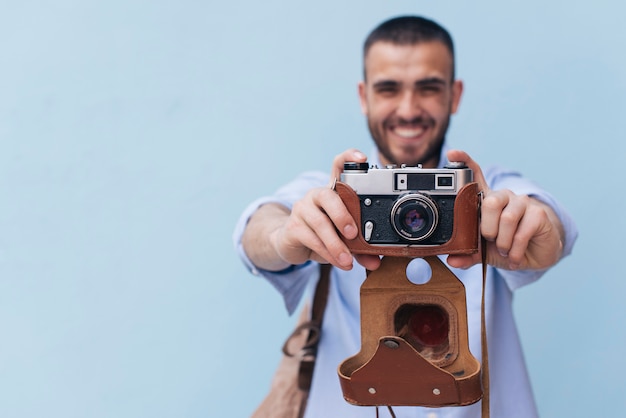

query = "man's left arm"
[[445, 149, 571, 272]]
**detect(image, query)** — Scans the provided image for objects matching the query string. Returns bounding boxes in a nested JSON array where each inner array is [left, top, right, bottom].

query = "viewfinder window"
[[436, 174, 454, 189]]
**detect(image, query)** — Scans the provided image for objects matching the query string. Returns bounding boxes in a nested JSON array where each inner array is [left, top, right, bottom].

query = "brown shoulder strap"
[[311, 264, 332, 329], [297, 263, 331, 391], [292, 263, 331, 418], [481, 237, 490, 418]]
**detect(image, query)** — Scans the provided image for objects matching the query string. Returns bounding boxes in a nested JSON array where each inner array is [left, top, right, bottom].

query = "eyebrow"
[[372, 77, 448, 90], [372, 80, 399, 90], [415, 77, 447, 87]]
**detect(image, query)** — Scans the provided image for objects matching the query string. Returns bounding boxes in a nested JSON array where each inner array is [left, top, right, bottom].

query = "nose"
[[396, 91, 422, 121]]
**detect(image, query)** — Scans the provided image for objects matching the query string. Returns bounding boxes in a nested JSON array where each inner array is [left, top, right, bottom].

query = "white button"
[[364, 221, 374, 241]]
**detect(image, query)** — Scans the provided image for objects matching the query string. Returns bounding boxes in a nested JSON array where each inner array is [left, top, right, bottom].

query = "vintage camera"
[[335, 161, 480, 257], [334, 162, 485, 408]]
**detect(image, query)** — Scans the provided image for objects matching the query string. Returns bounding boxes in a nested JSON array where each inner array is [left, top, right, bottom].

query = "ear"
[[358, 81, 368, 115], [450, 79, 464, 115]]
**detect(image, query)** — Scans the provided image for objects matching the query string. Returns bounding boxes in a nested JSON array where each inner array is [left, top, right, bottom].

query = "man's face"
[[359, 41, 463, 168]]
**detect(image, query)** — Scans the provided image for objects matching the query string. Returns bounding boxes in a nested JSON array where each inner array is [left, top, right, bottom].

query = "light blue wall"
[[1, 1, 624, 417]]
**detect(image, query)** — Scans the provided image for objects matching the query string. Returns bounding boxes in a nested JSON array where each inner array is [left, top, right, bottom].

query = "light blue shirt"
[[233, 147, 578, 418]]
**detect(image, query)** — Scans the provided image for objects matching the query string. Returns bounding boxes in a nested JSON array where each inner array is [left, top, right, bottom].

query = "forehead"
[[364, 41, 454, 83]]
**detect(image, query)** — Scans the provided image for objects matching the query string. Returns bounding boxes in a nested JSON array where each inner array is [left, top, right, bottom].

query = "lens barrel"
[[390, 194, 438, 241]]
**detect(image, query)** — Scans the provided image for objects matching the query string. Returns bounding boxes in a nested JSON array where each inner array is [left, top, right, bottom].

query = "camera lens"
[[390, 194, 438, 241]]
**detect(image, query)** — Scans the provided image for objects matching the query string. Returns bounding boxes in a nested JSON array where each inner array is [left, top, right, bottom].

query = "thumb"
[[445, 149, 489, 193], [330, 148, 367, 186]]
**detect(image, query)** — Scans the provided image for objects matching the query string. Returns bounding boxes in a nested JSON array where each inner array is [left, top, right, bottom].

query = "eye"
[[377, 87, 397, 95], [373, 82, 399, 96], [419, 84, 443, 95]]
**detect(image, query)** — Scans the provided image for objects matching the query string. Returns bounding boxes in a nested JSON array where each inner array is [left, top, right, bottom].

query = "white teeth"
[[394, 127, 425, 138]]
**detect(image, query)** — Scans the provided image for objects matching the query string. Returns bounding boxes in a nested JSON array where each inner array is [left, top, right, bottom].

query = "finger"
[[445, 149, 489, 194], [480, 190, 512, 241], [291, 196, 354, 269], [330, 148, 367, 186], [506, 202, 547, 268], [277, 203, 328, 264], [284, 217, 354, 270], [495, 195, 532, 257], [447, 253, 482, 270], [314, 187, 359, 240], [354, 254, 382, 271]]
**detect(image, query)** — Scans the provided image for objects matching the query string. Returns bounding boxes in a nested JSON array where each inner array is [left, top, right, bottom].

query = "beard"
[[367, 113, 451, 167]]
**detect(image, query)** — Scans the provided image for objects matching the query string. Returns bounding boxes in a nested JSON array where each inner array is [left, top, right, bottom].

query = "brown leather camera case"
[[334, 181, 480, 257], [337, 255, 482, 407]]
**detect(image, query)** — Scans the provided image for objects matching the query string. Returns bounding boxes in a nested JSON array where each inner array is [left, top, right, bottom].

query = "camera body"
[[336, 161, 479, 257]]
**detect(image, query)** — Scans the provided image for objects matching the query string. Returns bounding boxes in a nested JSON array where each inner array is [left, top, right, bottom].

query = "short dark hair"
[[363, 16, 456, 79]]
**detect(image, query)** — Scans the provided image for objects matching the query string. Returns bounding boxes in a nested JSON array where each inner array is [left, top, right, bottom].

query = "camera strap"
[[480, 236, 490, 418], [253, 264, 331, 418], [279, 263, 332, 417]]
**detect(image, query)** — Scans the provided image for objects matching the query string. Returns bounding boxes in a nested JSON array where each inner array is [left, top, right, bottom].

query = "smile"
[[392, 125, 427, 139]]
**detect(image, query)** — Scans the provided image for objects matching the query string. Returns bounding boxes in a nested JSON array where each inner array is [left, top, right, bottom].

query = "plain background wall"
[[1, 1, 624, 417]]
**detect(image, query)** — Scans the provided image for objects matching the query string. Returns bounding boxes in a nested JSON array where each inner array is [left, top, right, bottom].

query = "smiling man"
[[234, 16, 577, 417], [359, 35, 462, 169]]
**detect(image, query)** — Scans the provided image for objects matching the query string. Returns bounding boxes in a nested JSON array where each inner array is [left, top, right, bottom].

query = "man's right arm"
[[241, 187, 359, 272], [240, 203, 297, 272], [241, 149, 382, 273]]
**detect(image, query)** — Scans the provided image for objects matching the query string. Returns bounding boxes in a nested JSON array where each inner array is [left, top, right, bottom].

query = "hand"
[[243, 149, 382, 272], [445, 150, 564, 271]]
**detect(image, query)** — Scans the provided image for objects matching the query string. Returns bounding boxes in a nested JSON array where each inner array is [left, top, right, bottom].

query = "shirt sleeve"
[[483, 165, 578, 291], [232, 171, 329, 314]]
